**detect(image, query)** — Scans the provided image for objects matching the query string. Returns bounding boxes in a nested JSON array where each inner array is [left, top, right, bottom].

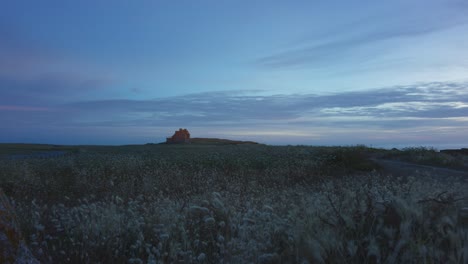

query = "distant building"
[[166, 128, 191, 144]]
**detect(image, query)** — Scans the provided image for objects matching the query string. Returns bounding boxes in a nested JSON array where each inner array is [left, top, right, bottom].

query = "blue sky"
[[1, 0, 467, 147]]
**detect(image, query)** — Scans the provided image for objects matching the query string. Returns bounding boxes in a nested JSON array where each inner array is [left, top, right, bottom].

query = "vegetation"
[[0, 143, 79, 156], [188, 138, 260, 145], [382, 146, 468, 169], [0, 144, 467, 263]]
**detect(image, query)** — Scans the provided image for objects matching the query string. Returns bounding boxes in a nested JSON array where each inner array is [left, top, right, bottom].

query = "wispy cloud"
[[0, 73, 113, 107], [0, 24, 114, 106], [2, 81, 467, 146], [59, 82, 468, 144], [0, 105, 51, 111], [256, 2, 468, 69]]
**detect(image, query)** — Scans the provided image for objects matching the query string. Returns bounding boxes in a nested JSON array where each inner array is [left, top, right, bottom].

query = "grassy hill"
[[189, 137, 260, 145], [158, 137, 260, 145]]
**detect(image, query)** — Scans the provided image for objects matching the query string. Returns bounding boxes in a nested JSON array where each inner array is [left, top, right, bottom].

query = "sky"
[[1, 0, 467, 148]]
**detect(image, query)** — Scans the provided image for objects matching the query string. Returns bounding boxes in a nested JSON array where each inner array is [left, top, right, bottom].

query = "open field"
[[1, 144, 467, 263], [0, 144, 79, 156]]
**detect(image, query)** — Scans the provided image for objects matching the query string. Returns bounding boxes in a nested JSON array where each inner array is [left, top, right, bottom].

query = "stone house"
[[166, 128, 191, 143]]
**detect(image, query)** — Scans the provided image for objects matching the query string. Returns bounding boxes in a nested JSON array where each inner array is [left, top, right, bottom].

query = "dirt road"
[[371, 158, 468, 178]]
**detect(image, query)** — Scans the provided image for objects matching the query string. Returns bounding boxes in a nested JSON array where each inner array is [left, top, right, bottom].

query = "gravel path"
[[371, 158, 468, 178]]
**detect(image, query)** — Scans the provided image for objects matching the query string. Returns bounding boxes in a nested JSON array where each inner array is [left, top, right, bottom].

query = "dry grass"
[[1, 145, 467, 263]]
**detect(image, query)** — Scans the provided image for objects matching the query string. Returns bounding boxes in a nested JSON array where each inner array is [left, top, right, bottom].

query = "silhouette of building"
[[166, 128, 191, 144]]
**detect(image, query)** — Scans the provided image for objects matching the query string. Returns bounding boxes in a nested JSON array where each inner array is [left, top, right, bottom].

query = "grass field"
[[0, 143, 79, 156], [1, 143, 467, 263]]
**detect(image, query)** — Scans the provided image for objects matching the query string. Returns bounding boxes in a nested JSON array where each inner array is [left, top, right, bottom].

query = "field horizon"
[[1, 140, 467, 152], [1, 143, 467, 263]]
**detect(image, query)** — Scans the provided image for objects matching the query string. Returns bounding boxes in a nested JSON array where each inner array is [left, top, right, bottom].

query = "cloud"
[[256, 3, 468, 69], [2, 81, 467, 146], [0, 24, 114, 107], [0, 24, 60, 79], [0, 105, 51, 111], [63, 81, 468, 128], [0, 73, 113, 107]]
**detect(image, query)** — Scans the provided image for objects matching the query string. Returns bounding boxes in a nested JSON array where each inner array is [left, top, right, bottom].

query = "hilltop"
[[188, 137, 259, 145], [159, 137, 259, 145]]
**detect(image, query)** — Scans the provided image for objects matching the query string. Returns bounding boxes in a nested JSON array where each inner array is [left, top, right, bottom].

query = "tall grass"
[[1, 145, 467, 263], [384, 146, 468, 169]]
